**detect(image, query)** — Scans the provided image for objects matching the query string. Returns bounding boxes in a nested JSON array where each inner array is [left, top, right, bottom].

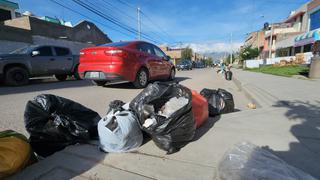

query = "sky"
[[16, 0, 310, 53]]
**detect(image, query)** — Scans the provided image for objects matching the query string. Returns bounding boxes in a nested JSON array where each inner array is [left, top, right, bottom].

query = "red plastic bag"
[[192, 90, 209, 128]]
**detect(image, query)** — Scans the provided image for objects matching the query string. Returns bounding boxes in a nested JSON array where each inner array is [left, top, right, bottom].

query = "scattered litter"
[[247, 102, 257, 109], [130, 82, 196, 154], [24, 94, 101, 157], [218, 142, 316, 180]]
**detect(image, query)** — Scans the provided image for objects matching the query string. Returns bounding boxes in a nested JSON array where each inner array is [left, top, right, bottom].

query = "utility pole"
[[257, 31, 260, 59], [230, 32, 233, 64], [137, 7, 141, 40], [268, 23, 273, 59]]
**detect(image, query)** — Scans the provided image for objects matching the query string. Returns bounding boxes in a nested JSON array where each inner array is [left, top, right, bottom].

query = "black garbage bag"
[[200, 88, 235, 116], [130, 82, 196, 154], [24, 94, 101, 157], [225, 71, 233, 81]]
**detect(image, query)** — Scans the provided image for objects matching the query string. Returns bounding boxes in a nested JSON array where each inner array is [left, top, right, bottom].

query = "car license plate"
[[90, 72, 100, 78]]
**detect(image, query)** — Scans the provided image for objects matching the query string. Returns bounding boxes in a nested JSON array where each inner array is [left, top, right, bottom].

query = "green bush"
[[246, 65, 309, 77]]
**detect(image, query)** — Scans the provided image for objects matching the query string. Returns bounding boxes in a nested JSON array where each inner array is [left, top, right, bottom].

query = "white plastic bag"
[[98, 109, 143, 153], [218, 142, 316, 180]]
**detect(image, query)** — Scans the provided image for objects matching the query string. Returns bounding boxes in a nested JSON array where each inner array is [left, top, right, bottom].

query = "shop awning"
[[294, 28, 320, 47]]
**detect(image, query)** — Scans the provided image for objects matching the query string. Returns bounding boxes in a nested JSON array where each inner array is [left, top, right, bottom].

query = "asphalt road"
[[0, 68, 250, 136]]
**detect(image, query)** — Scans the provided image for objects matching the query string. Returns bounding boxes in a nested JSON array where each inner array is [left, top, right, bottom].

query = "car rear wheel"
[[5, 67, 29, 86], [55, 74, 68, 81], [92, 80, 107, 86], [133, 68, 149, 88]]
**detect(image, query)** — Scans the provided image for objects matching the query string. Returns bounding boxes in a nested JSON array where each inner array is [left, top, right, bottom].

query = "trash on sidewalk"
[[0, 130, 37, 179], [130, 82, 196, 154], [247, 102, 257, 109], [191, 90, 209, 128], [24, 94, 101, 157], [218, 142, 316, 180], [200, 88, 235, 116], [98, 100, 143, 153], [225, 71, 233, 81]]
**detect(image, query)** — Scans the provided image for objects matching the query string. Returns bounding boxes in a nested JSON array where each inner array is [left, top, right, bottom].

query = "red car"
[[78, 41, 175, 88]]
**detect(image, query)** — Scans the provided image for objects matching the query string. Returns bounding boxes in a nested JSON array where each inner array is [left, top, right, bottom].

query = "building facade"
[[0, 0, 18, 21], [0, 0, 111, 54]]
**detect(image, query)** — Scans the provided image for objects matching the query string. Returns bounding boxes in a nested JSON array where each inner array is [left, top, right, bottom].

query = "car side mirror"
[[31, 51, 40, 56], [165, 55, 171, 61]]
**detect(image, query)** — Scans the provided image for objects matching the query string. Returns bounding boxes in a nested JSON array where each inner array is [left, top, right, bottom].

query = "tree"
[[239, 46, 259, 61], [224, 53, 237, 64], [181, 47, 193, 60]]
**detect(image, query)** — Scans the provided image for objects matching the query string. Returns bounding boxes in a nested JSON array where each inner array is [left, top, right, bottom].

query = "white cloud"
[[177, 41, 242, 53]]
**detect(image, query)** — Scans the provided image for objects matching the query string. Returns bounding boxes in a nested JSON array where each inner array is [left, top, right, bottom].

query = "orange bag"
[[192, 90, 209, 128]]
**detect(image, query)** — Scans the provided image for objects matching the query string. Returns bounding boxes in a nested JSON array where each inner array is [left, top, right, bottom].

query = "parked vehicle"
[[78, 41, 175, 88], [0, 45, 80, 86], [194, 61, 206, 68], [176, 60, 193, 71]]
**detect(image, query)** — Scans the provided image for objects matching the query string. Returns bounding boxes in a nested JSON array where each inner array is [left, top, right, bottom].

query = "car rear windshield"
[[100, 41, 130, 47]]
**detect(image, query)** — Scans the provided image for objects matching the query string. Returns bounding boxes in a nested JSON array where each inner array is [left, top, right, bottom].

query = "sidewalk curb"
[[232, 74, 262, 109]]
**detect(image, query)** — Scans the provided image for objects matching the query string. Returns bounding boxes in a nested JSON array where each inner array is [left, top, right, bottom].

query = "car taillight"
[[104, 50, 127, 57]]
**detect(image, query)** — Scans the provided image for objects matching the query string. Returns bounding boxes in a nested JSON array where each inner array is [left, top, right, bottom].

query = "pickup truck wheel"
[[5, 67, 29, 86], [92, 80, 107, 86], [133, 68, 149, 88], [55, 74, 68, 81]]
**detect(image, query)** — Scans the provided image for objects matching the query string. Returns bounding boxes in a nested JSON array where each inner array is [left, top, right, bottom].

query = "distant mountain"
[[204, 52, 229, 60], [203, 52, 231, 64]]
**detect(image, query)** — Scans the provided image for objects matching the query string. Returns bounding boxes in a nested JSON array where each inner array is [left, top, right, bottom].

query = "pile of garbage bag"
[[200, 88, 235, 116], [218, 142, 316, 180], [0, 130, 37, 179], [20, 82, 237, 158], [24, 94, 101, 157], [130, 82, 196, 154], [98, 100, 143, 153]]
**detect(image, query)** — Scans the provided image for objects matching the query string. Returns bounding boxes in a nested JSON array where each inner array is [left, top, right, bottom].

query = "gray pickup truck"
[[0, 45, 80, 86]]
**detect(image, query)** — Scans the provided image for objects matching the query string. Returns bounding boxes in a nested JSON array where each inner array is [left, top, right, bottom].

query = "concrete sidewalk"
[[12, 69, 320, 179]]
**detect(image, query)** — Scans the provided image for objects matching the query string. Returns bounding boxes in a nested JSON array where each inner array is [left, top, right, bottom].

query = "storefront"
[[294, 28, 320, 53]]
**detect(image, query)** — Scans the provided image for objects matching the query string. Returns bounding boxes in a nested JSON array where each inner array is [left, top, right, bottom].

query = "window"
[[101, 41, 130, 47], [0, 9, 12, 21], [304, 44, 312, 53], [153, 46, 166, 58], [136, 43, 155, 55], [310, 10, 320, 31], [54, 47, 70, 56], [36, 47, 53, 56]]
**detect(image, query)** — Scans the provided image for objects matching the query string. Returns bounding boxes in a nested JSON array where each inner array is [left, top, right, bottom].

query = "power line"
[[114, 0, 176, 43], [72, 0, 161, 44], [98, 0, 171, 44], [49, 0, 134, 39], [140, 11, 177, 43]]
